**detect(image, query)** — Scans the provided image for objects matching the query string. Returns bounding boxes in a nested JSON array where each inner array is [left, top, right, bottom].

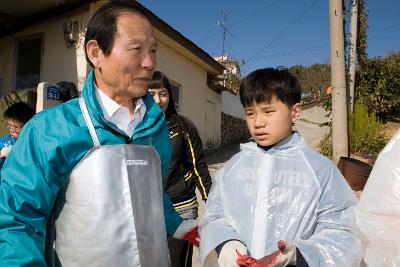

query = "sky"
[[138, 0, 400, 75]]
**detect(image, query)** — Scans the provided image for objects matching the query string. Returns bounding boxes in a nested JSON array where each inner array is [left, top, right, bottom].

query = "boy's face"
[[244, 96, 301, 147], [6, 119, 23, 139]]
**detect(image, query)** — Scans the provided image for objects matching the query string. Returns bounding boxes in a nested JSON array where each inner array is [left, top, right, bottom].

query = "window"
[[170, 81, 180, 111], [14, 33, 43, 90]]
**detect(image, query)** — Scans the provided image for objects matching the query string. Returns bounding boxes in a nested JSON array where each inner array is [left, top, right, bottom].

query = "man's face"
[[95, 12, 157, 100], [244, 96, 300, 147]]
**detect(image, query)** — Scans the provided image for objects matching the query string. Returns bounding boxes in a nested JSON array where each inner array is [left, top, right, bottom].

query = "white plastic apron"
[[45, 97, 169, 267], [200, 137, 361, 267]]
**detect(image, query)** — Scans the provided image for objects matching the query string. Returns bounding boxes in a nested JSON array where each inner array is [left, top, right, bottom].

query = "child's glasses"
[[6, 123, 22, 133]]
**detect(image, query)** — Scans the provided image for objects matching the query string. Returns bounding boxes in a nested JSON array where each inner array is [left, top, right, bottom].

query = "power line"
[[250, 44, 329, 61], [245, 0, 320, 64], [368, 35, 400, 41], [242, 33, 400, 65], [230, 0, 282, 28], [368, 22, 400, 35]]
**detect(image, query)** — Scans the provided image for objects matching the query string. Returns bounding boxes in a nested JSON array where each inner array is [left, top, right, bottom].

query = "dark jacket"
[[165, 114, 212, 211]]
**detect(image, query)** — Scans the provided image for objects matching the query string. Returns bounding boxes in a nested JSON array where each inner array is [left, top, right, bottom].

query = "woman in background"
[[149, 71, 212, 267]]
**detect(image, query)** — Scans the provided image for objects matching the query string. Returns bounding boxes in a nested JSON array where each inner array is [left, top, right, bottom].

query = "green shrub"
[[319, 131, 332, 158], [319, 104, 387, 160], [319, 98, 332, 158], [349, 104, 386, 157]]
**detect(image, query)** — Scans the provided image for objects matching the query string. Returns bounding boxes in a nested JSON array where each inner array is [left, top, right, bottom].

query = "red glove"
[[236, 250, 256, 266], [182, 226, 200, 247], [173, 219, 200, 247], [236, 240, 296, 267]]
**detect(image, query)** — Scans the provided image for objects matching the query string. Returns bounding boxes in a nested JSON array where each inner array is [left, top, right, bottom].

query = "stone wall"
[[220, 112, 250, 146]]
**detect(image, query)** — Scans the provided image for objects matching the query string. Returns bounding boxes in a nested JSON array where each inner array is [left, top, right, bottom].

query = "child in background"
[[199, 68, 362, 267], [0, 102, 35, 169]]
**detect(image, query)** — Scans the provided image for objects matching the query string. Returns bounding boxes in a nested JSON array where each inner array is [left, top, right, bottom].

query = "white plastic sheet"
[[356, 128, 400, 266], [200, 132, 362, 266]]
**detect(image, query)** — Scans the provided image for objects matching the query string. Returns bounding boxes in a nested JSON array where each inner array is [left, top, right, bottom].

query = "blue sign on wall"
[[47, 85, 60, 101]]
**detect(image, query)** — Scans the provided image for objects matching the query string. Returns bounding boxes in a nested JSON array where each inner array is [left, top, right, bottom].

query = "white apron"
[[45, 97, 169, 267], [200, 135, 361, 267]]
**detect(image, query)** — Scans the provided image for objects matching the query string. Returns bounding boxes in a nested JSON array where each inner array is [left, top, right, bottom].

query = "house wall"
[[0, 35, 14, 94], [156, 39, 221, 147], [0, 5, 90, 96], [0, 2, 222, 147], [221, 91, 244, 119]]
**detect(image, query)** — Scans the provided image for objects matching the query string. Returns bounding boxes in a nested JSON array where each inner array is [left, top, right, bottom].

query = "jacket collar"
[[81, 70, 165, 139], [240, 131, 307, 154]]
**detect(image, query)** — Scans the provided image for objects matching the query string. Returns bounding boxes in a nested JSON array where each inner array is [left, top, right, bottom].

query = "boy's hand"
[[236, 250, 256, 266], [173, 219, 200, 246], [244, 240, 296, 267], [218, 240, 247, 267], [0, 146, 12, 158]]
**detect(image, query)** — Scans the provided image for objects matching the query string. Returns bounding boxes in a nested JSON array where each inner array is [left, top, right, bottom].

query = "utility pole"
[[329, 0, 349, 163], [348, 0, 358, 111], [217, 9, 234, 57]]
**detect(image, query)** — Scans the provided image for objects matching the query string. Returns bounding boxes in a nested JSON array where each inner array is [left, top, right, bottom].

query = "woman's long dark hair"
[[149, 71, 177, 120]]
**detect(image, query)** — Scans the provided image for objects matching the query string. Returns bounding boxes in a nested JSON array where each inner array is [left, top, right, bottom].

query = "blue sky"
[[138, 0, 400, 75]]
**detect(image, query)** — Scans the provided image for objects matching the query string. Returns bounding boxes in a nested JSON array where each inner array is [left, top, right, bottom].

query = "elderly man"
[[0, 2, 197, 266]]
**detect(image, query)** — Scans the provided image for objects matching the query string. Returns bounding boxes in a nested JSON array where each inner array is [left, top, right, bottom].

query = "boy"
[[0, 102, 35, 169], [199, 68, 361, 267]]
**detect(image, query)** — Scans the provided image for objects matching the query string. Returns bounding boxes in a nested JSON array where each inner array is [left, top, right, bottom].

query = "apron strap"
[[79, 97, 101, 148]]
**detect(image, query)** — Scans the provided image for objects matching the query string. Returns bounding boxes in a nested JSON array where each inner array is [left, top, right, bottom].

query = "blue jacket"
[[0, 71, 182, 266], [0, 134, 16, 169]]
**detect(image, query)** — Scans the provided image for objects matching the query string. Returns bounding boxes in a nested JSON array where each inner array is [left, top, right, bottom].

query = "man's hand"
[[237, 240, 296, 267], [173, 219, 200, 246], [218, 240, 247, 267]]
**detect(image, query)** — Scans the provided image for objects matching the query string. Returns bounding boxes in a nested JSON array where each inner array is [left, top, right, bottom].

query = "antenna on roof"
[[217, 9, 235, 57]]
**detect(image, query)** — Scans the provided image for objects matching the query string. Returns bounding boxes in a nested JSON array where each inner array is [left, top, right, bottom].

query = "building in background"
[[0, 0, 230, 147]]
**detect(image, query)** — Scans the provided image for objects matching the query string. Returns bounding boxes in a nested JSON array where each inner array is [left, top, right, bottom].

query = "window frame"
[[13, 33, 44, 90], [169, 80, 181, 112]]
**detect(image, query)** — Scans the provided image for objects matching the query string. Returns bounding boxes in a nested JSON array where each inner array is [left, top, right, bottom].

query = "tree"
[[289, 64, 331, 102], [355, 52, 400, 121], [356, 0, 368, 68]]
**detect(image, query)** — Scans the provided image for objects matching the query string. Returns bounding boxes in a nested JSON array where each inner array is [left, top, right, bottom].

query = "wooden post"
[[349, 0, 358, 111], [329, 0, 349, 163]]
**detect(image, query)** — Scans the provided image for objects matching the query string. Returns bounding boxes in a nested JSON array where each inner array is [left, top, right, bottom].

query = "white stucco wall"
[[221, 91, 244, 119], [0, 5, 90, 96], [156, 39, 221, 147]]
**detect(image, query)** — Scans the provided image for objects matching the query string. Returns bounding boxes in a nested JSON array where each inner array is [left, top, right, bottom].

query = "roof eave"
[[0, 0, 94, 38]]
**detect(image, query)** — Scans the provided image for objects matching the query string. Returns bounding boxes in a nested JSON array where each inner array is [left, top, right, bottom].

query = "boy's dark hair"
[[3, 102, 35, 125], [239, 68, 301, 108], [149, 71, 177, 119], [84, 1, 151, 68]]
